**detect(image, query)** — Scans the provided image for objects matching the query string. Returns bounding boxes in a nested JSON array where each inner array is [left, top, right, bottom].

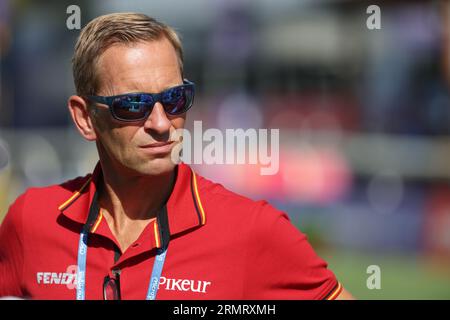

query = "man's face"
[[91, 38, 185, 176]]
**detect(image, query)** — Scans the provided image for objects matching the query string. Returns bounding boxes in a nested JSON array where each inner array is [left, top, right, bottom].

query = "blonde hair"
[[72, 12, 184, 96]]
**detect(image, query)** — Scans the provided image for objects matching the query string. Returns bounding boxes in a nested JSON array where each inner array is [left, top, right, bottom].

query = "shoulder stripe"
[[153, 218, 161, 248], [325, 282, 343, 300], [91, 209, 103, 233], [57, 177, 92, 211], [191, 170, 206, 225]]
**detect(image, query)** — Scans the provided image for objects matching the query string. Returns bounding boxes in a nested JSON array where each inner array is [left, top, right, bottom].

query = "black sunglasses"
[[86, 79, 195, 122], [103, 272, 121, 300]]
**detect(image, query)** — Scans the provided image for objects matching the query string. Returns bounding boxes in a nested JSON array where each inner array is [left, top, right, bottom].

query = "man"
[[0, 13, 353, 300]]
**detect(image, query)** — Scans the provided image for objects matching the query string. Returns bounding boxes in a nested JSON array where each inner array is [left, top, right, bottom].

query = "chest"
[[21, 226, 248, 299]]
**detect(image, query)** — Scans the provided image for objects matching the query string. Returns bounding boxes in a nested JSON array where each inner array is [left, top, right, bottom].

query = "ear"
[[68, 95, 97, 141]]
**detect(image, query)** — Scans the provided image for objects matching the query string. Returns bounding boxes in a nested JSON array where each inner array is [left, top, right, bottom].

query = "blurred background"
[[1, 0, 450, 299]]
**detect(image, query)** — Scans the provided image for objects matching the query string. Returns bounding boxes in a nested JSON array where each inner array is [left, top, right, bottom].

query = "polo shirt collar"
[[57, 161, 207, 248]]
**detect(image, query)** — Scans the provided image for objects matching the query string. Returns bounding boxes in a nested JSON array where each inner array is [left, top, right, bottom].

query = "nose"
[[143, 102, 172, 135]]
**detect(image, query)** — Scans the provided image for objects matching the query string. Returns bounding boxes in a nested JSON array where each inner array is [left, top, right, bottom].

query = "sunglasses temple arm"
[[87, 95, 110, 106]]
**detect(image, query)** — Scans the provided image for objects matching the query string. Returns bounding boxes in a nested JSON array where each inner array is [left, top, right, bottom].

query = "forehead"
[[95, 38, 182, 95]]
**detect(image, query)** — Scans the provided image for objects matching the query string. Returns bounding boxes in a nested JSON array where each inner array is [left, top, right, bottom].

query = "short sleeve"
[[243, 201, 340, 300], [0, 193, 26, 298]]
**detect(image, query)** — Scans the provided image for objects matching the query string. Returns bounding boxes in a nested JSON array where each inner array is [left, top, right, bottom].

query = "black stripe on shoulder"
[[322, 282, 340, 300], [190, 171, 203, 226]]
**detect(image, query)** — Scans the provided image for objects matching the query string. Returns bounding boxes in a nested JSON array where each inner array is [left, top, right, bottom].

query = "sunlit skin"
[[68, 38, 185, 252]]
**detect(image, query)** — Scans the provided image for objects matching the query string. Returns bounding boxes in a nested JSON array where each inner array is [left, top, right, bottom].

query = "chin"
[[130, 156, 177, 177]]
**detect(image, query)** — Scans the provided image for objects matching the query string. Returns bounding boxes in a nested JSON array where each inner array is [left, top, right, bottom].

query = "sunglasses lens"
[[162, 85, 194, 115], [105, 83, 194, 121], [112, 94, 153, 121]]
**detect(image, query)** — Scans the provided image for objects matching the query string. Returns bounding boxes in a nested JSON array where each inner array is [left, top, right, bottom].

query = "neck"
[[98, 161, 176, 231]]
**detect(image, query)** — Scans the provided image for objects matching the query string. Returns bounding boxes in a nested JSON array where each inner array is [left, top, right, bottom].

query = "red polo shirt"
[[0, 162, 342, 300]]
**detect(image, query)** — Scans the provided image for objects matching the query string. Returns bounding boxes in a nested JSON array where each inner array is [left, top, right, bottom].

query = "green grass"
[[317, 249, 450, 299]]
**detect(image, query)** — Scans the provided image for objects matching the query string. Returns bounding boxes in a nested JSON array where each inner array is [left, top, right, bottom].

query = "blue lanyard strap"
[[76, 231, 88, 300], [146, 247, 168, 300]]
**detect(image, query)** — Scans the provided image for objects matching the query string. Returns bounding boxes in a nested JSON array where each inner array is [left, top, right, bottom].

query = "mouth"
[[139, 141, 176, 155], [140, 141, 175, 148]]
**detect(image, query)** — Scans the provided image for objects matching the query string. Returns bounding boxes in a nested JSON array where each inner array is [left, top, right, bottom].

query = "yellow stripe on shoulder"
[[153, 218, 161, 248], [91, 209, 103, 233], [191, 170, 206, 225], [57, 177, 92, 211], [326, 282, 343, 300]]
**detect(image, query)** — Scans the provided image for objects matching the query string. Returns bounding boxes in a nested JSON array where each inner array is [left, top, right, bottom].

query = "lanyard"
[[76, 229, 168, 300], [75, 185, 171, 300]]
